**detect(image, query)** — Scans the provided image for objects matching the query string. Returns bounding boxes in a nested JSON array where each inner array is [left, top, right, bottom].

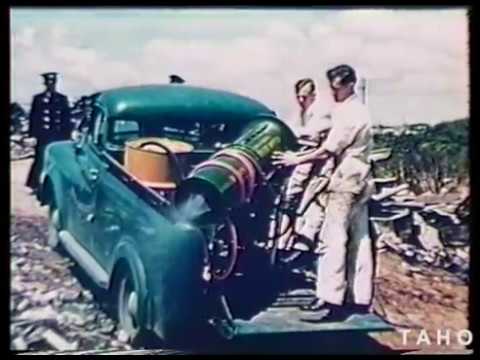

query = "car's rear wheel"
[[113, 268, 152, 348]]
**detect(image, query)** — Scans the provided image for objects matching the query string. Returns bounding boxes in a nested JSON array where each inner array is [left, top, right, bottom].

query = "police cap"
[[41, 72, 58, 83], [169, 74, 185, 84]]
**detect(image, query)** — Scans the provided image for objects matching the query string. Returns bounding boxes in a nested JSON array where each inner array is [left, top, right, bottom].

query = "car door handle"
[[88, 168, 99, 182]]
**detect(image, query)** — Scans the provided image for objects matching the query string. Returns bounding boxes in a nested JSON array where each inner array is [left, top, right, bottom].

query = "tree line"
[[372, 119, 469, 194]]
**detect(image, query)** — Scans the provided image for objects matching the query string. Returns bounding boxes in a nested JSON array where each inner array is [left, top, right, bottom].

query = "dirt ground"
[[10, 159, 471, 354], [371, 251, 471, 354]]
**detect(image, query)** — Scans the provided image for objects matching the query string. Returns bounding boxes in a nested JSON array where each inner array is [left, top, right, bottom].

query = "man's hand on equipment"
[[271, 151, 299, 167], [273, 146, 332, 168]]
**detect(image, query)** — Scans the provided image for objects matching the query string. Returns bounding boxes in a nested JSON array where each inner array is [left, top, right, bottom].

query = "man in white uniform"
[[276, 78, 332, 251], [272, 64, 374, 319]]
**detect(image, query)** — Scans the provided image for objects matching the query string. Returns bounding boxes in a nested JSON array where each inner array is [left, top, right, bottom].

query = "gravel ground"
[[10, 135, 34, 161], [10, 160, 133, 352], [10, 214, 133, 352]]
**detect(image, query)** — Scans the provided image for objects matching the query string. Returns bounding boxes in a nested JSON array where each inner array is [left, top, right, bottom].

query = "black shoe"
[[301, 306, 349, 323], [347, 304, 371, 314], [300, 298, 327, 312], [289, 234, 313, 252]]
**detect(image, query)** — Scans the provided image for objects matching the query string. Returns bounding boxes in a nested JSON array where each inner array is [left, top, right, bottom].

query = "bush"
[[372, 119, 469, 194]]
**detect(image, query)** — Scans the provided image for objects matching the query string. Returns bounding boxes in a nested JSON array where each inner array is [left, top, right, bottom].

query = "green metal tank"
[[175, 115, 296, 222]]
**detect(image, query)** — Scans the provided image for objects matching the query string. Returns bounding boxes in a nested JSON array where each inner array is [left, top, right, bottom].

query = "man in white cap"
[[272, 64, 374, 319]]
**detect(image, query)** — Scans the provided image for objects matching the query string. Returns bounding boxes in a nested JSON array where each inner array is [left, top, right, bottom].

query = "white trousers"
[[316, 192, 374, 306]]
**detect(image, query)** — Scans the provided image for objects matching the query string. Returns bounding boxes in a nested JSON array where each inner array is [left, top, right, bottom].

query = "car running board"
[[59, 230, 109, 289]]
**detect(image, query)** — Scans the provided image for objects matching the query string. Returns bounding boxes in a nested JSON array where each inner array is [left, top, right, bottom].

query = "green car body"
[[38, 84, 394, 346], [37, 84, 279, 343]]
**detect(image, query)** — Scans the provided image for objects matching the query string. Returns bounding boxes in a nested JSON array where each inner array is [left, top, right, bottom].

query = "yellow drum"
[[125, 137, 194, 189]]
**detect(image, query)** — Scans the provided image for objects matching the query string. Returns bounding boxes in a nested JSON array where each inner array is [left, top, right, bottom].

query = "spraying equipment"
[[175, 115, 296, 222]]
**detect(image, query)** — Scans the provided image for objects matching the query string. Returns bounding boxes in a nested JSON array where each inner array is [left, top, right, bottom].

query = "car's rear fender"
[[144, 222, 207, 343]]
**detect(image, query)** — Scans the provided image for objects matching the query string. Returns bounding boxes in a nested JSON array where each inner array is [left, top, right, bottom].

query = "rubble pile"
[[388, 244, 469, 284], [10, 215, 131, 352], [11, 134, 35, 161], [371, 185, 469, 284]]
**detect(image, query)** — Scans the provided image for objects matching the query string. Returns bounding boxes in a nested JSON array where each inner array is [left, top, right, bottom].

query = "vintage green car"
[[38, 84, 392, 347]]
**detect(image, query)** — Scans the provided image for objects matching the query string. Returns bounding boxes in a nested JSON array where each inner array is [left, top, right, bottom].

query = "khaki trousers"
[[316, 192, 373, 306]]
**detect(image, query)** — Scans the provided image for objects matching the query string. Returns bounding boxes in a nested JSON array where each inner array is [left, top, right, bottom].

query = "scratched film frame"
[[10, 7, 471, 354]]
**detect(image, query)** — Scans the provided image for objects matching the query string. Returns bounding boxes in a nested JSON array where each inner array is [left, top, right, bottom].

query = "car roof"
[[95, 84, 275, 125]]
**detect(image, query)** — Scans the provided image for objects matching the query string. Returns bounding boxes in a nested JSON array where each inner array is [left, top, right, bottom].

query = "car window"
[[114, 119, 140, 134], [108, 119, 141, 146], [142, 120, 233, 149]]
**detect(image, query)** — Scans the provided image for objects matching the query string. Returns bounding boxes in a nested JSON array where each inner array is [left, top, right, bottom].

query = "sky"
[[10, 7, 469, 127]]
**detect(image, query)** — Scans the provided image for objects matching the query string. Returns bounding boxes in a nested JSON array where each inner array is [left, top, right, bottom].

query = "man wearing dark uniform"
[[26, 72, 71, 193]]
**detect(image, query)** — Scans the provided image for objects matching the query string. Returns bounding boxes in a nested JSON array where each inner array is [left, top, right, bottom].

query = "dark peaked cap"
[[41, 72, 58, 83], [169, 74, 185, 84]]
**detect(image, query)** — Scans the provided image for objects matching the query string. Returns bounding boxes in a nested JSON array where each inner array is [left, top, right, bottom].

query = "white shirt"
[[322, 94, 372, 194], [289, 101, 332, 141]]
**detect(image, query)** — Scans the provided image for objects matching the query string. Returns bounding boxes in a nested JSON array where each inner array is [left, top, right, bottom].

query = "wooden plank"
[[370, 209, 410, 222], [372, 177, 398, 184], [234, 313, 394, 335]]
